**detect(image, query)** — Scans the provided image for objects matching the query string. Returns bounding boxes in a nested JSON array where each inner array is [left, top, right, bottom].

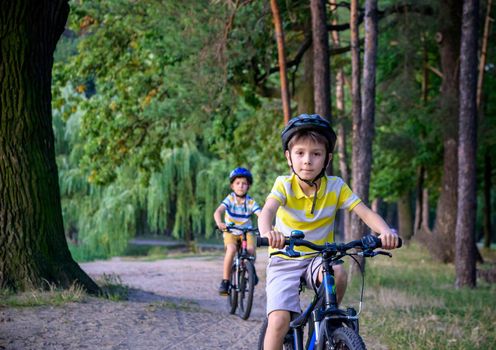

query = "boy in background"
[[214, 167, 261, 295]]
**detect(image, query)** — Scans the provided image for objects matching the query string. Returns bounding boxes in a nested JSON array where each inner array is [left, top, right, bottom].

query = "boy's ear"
[[285, 150, 292, 167]]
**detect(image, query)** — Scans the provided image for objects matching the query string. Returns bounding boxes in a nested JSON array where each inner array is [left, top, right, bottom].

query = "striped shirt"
[[267, 174, 361, 258], [221, 193, 261, 235]]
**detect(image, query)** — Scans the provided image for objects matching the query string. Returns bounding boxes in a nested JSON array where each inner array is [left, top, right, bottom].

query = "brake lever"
[[269, 249, 301, 258], [284, 247, 301, 258], [376, 250, 392, 257], [359, 250, 392, 258]]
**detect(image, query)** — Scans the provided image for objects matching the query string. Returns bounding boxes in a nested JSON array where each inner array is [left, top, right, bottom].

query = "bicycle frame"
[[289, 254, 358, 350]]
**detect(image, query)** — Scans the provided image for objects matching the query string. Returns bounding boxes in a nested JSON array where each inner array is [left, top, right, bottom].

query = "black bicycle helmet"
[[281, 114, 337, 153], [229, 167, 253, 185]]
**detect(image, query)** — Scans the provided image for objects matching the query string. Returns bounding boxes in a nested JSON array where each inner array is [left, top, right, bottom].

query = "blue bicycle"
[[257, 231, 401, 350]]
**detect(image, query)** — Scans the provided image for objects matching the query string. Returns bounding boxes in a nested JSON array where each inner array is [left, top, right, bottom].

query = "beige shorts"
[[265, 256, 321, 315], [223, 232, 256, 251]]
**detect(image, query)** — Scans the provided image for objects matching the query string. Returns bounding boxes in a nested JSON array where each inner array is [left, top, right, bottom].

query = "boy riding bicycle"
[[259, 114, 399, 350], [214, 167, 261, 295]]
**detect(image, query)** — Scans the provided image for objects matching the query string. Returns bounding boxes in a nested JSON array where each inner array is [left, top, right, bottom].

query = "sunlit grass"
[[0, 282, 86, 307], [348, 241, 496, 350], [0, 274, 133, 307]]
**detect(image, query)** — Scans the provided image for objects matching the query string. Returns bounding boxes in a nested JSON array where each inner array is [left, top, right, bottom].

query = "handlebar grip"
[[363, 234, 403, 249], [257, 236, 270, 247], [377, 236, 403, 248]]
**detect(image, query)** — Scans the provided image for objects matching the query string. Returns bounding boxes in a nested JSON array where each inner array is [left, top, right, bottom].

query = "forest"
[[0, 0, 494, 292]]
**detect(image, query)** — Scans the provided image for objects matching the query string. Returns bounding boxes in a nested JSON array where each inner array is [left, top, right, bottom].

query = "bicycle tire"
[[228, 262, 238, 314], [324, 326, 366, 350], [238, 259, 255, 320], [257, 317, 295, 350]]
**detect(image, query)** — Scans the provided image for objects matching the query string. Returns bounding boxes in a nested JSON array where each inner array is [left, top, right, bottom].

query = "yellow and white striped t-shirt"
[[267, 174, 361, 258]]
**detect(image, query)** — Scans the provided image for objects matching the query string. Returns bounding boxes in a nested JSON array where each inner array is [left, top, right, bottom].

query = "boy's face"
[[285, 137, 331, 181], [231, 177, 249, 196]]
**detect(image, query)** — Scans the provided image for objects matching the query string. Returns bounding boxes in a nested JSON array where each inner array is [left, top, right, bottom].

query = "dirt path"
[[1, 249, 385, 350], [0, 250, 268, 350]]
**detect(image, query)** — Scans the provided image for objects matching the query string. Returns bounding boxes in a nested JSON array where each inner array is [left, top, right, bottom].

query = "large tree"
[[0, 0, 99, 292], [350, 0, 378, 243], [455, 0, 478, 288], [433, 0, 463, 262]]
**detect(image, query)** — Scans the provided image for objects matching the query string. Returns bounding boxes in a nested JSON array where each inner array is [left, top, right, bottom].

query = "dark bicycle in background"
[[257, 231, 402, 350], [219, 224, 260, 320]]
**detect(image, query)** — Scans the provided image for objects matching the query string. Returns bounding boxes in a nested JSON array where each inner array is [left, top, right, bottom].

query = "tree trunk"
[[414, 166, 424, 234], [478, 0, 493, 249], [351, 0, 377, 243], [415, 166, 433, 234], [483, 152, 492, 248], [422, 186, 431, 233], [349, 0, 376, 276], [330, 0, 351, 240], [350, 0, 365, 244], [455, 0, 478, 288], [476, 0, 492, 108], [270, 0, 291, 124], [0, 0, 99, 293], [398, 193, 414, 240], [295, 36, 315, 115], [311, 0, 331, 120], [433, 0, 462, 263]]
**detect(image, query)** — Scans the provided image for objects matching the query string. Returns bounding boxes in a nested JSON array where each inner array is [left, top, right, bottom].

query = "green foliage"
[[51, 0, 495, 259], [54, 0, 227, 184], [371, 9, 443, 203]]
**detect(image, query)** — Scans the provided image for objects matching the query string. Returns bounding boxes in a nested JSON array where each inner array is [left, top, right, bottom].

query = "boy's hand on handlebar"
[[378, 228, 399, 250], [263, 230, 286, 249], [217, 223, 227, 231]]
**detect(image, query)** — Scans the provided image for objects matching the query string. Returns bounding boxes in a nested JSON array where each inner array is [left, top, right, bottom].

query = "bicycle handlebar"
[[256, 234, 402, 252], [222, 224, 259, 234]]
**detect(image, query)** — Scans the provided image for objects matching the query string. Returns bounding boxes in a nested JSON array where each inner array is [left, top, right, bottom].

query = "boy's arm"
[[351, 202, 399, 250], [213, 205, 227, 230], [259, 198, 285, 249]]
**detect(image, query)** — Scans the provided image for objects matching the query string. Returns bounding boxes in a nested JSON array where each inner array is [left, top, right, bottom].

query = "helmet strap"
[[233, 192, 248, 212]]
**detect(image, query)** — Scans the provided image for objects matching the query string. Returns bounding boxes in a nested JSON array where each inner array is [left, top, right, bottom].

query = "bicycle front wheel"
[[238, 259, 255, 320], [228, 262, 238, 314], [324, 327, 366, 350]]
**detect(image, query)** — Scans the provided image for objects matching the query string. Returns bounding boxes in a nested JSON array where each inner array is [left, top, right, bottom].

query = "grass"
[[146, 299, 204, 313], [95, 273, 129, 301], [0, 274, 130, 307], [343, 241, 496, 350], [0, 281, 86, 307]]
